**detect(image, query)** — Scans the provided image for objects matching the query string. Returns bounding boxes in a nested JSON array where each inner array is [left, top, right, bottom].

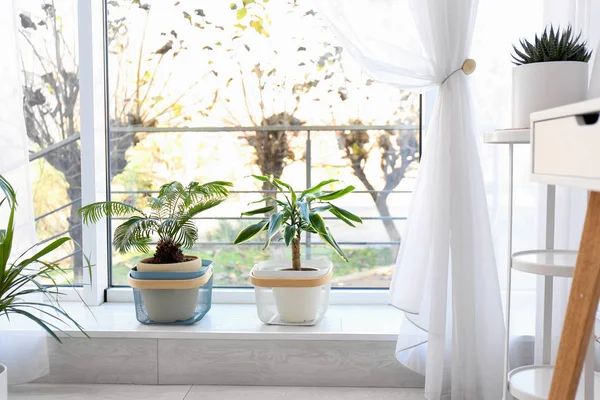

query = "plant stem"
[[292, 235, 301, 271]]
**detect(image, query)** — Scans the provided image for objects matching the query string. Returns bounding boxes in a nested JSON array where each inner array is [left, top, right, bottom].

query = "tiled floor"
[[10, 384, 426, 399]]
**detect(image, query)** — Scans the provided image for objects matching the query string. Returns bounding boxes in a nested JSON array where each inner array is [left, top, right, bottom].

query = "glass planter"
[[128, 261, 213, 325], [250, 259, 333, 326]]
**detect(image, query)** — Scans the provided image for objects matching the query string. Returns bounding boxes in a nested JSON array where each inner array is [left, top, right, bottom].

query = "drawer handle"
[[577, 112, 599, 126]]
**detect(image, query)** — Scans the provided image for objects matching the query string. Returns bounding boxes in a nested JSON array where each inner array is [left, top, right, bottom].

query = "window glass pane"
[[106, 0, 420, 288], [17, 0, 83, 285]]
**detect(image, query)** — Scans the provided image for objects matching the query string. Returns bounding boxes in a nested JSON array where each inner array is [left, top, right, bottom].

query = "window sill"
[[30, 302, 402, 341]]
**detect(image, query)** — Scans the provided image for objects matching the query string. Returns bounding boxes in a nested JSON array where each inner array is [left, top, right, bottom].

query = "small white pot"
[[272, 286, 322, 323], [512, 61, 588, 128], [137, 256, 202, 272], [0, 364, 7, 400], [251, 259, 333, 324], [141, 288, 200, 322]]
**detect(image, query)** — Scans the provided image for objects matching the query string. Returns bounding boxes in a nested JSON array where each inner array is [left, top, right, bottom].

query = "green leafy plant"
[[512, 25, 592, 65], [234, 175, 362, 270], [0, 175, 89, 343], [79, 181, 232, 264]]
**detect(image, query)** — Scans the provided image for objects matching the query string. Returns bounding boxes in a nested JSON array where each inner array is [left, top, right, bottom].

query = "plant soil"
[[141, 255, 197, 264], [152, 239, 185, 263], [279, 267, 319, 272]]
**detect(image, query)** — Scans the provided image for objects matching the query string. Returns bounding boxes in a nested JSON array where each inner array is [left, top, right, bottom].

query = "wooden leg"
[[549, 191, 600, 400]]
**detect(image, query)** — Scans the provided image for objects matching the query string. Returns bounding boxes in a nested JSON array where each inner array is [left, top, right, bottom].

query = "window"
[[17, 0, 84, 285], [105, 0, 420, 289], [16, 0, 420, 293]]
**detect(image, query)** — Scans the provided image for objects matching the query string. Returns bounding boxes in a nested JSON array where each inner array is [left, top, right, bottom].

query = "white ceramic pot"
[[137, 256, 202, 272], [512, 61, 588, 128], [250, 259, 333, 324], [0, 364, 7, 400], [272, 286, 322, 323], [141, 287, 200, 322]]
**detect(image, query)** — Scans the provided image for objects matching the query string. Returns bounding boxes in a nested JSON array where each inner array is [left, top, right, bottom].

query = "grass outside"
[[111, 245, 395, 287]]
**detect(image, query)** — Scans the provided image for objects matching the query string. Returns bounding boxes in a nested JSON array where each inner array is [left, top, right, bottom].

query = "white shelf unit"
[[484, 129, 594, 400]]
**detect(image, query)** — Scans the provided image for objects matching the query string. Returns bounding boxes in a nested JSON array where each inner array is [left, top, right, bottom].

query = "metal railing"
[[29, 134, 80, 162]]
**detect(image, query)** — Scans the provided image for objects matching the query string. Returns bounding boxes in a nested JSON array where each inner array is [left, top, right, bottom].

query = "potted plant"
[[0, 175, 90, 398], [234, 175, 361, 325], [79, 180, 232, 323], [511, 25, 592, 128]]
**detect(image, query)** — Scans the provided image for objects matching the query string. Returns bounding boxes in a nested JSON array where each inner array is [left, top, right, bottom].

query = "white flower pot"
[[512, 61, 589, 128], [250, 259, 333, 325], [137, 256, 202, 272], [0, 364, 7, 400], [141, 287, 200, 323], [272, 286, 322, 323]]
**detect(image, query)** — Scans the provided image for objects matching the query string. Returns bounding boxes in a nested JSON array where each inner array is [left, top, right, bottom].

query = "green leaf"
[[316, 185, 355, 201], [329, 204, 362, 223], [241, 205, 275, 216], [236, 7, 247, 20], [0, 204, 15, 278], [0, 175, 17, 206], [284, 225, 297, 246], [273, 178, 296, 203], [6, 308, 62, 343], [264, 211, 285, 249], [248, 196, 287, 207], [78, 201, 145, 224], [312, 205, 332, 213], [329, 209, 355, 227], [298, 201, 311, 224], [113, 216, 157, 254], [309, 212, 327, 235], [20, 237, 70, 268], [318, 230, 348, 262], [233, 220, 268, 244], [300, 179, 338, 199], [250, 174, 270, 182]]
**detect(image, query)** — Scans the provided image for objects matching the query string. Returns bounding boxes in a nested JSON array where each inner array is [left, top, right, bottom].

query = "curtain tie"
[[441, 58, 476, 84]]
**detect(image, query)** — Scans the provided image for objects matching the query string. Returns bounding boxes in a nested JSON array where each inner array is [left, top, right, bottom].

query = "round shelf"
[[484, 128, 530, 144], [508, 365, 597, 399], [512, 249, 578, 277], [508, 365, 554, 400]]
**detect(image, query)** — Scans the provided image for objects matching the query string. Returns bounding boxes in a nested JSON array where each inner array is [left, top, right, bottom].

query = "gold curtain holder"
[[441, 58, 476, 84]]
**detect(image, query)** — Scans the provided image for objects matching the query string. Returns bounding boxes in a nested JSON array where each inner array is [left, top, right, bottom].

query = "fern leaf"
[[78, 201, 145, 224]]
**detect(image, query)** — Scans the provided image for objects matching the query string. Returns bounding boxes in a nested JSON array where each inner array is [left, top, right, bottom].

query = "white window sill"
[[19, 302, 403, 342]]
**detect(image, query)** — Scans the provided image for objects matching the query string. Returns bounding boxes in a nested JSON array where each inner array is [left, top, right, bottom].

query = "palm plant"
[[79, 181, 232, 264], [0, 175, 89, 343], [512, 25, 592, 65], [234, 175, 361, 270]]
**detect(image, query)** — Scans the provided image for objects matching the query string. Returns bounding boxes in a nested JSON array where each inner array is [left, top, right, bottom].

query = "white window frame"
[[79, 0, 109, 306], [73, 0, 436, 306]]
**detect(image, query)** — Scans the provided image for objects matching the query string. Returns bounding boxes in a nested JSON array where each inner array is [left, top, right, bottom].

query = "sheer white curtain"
[[316, 1, 504, 399], [0, 0, 50, 385]]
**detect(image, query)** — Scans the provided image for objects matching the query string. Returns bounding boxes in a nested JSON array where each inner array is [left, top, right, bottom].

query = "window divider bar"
[[108, 124, 418, 134], [79, 0, 109, 306]]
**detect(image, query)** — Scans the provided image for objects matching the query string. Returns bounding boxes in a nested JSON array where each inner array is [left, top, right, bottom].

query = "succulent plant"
[[511, 25, 592, 65]]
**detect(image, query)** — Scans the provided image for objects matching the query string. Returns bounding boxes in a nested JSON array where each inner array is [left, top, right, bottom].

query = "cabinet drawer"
[[531, 99, 600, 190]]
